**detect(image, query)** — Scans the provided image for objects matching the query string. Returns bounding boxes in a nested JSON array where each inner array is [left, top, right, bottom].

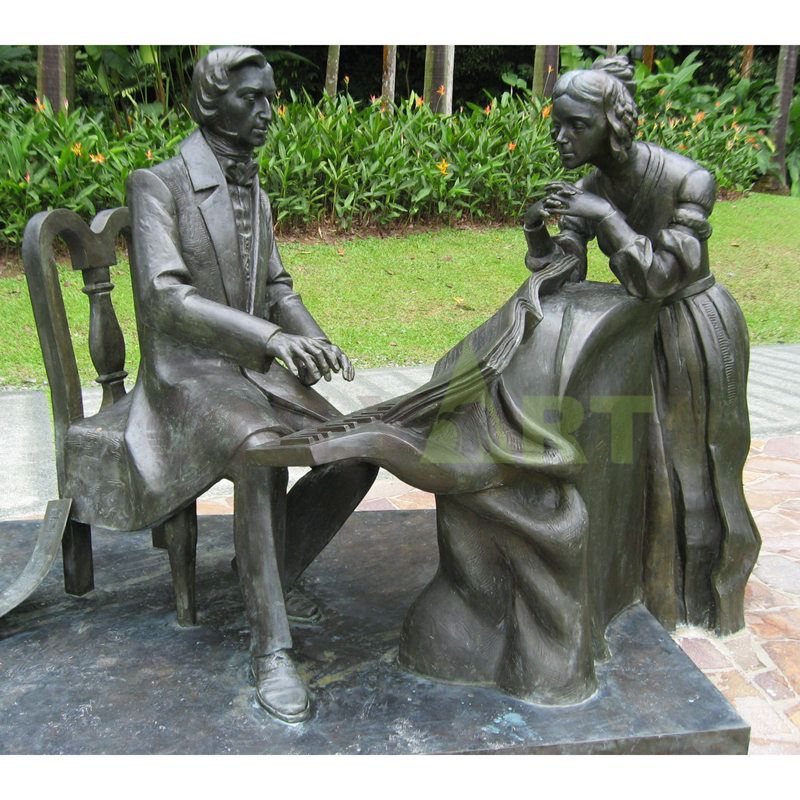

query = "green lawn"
[[1, 193, 798, 387]]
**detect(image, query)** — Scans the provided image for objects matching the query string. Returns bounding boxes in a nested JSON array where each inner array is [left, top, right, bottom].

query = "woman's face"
[[551, 94, 609, 169]]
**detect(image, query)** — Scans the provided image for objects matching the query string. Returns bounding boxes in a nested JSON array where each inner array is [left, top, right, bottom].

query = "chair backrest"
[[22, 207, 131, 491]]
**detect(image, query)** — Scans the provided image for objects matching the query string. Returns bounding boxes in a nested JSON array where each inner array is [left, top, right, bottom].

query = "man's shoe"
[[250, 650, 312, 724], [286, 585, 323, 625]]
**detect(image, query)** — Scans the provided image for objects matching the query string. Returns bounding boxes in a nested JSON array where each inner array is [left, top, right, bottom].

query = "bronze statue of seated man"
[[117, 47, 377, 723]]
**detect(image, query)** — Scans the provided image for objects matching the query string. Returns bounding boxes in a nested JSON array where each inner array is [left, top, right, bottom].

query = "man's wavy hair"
[[189, 46, 269, 128], [551, 56, 639, 163]]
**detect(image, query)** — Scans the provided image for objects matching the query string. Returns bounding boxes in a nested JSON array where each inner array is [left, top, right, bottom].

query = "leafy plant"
[[1, 52, 797, 249]]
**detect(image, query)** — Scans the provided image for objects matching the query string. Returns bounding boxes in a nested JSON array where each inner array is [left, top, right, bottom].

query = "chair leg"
[[163, 504, 198, 627], [151, 526, 168, 549], [62, 519, 94, 596]]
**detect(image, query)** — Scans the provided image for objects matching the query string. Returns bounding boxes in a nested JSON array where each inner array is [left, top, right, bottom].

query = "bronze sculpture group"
[[20, 48, 759, 725]]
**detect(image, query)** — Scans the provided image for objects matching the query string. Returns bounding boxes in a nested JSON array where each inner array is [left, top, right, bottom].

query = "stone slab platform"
[[0, 510, 748, 754]]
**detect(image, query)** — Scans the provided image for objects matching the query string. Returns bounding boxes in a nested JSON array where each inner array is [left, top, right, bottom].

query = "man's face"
[[215, 63, 276, 150]]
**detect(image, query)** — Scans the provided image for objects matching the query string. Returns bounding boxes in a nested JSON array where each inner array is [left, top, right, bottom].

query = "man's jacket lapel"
[[180, 130, 245, 309]]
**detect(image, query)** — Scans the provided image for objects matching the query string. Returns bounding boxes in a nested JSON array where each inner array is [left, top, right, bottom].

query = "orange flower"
[[370, 95, 378, 104], [344, 75, 350, 85], [541, 105, 551, 119], [277, 104, 287, 117], [693, 111, 705, 124], [24, 171, 30, 183], [508, 142, 517, 151], [89, 153, 106, 164], [746, 135, 756, 144], [145, 149, 153, 160], [484, 104, 491, 115], [436, 84, 446, 96], [436, 158, 449, 175], [678, 144, 687, 151], [416, 96, 424, 108], [732, 120, 741, 132], [34, 96, 46, 112], [71, 142, 82, 157]]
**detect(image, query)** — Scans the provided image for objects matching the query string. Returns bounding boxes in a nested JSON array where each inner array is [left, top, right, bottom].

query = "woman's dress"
[[527, 142, 760, 634]]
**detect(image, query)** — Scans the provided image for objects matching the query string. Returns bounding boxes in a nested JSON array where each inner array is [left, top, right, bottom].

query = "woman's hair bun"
[[592, 55, 636, 97]]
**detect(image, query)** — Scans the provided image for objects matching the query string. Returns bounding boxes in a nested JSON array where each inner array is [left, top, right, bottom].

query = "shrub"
[[0, 57, 792, 248]]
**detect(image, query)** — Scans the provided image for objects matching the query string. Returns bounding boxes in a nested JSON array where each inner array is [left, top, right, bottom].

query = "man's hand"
[[266, 332, 355, 386]]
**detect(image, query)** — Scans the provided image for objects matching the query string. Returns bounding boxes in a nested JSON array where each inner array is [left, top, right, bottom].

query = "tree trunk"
[[382, 45, 397, 108], [533, 45, 546, 98], [542, 45, 559, 97], [642, 46, 655, 71], [324, 45, 341, 97], [37, 46, 75, 111], [533, 45, 560, 99], [740, 45, 755, 79], [424, 45, 454, 114], [607, 45, 618, 56], [771, 44, 799, 186]]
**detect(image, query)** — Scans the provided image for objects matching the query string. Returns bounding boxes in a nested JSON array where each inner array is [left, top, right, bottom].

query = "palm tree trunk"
[[424, 45, 454, 114], [771, 44, 799, 186], [324, 46, 341, 97], [533, 45, 559, 99], [382, 45, 397, 108], [37, 46, 75, 111], [740, 45, 755, 79]]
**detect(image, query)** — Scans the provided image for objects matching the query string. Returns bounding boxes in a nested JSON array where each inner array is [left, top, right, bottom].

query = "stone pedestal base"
[[0, 510, 748, 754]]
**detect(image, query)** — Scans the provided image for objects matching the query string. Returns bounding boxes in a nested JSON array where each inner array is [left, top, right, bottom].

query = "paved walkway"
[[1, 343, 799, 753]]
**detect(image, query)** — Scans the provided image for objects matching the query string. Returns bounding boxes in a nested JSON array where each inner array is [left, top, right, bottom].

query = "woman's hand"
[[523, 200, 548, 228], [543, 181, 614, 222]]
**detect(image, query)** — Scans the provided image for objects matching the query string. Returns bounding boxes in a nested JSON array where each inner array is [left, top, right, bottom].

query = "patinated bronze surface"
[[17, 51, 757, 733], [252, 56, 759, 709], [22, 46, 377, 724], [526, 56, 760, 636]]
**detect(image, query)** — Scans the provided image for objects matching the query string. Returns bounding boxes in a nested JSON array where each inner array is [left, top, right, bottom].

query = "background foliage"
[[0, 50, 784, 248]]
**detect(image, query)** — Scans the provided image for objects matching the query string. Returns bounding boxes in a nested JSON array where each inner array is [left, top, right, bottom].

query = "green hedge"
[[0, 75, 776, 248]]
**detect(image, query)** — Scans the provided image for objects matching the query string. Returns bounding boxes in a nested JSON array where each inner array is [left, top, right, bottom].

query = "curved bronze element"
[[0, 500, 72, 619]]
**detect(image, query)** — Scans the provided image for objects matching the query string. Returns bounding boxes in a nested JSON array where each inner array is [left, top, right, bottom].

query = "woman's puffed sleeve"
[[602, 167, 716, 300]]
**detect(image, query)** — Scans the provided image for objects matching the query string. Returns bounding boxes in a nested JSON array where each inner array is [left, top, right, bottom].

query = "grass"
[[1, 193, 798, 387]]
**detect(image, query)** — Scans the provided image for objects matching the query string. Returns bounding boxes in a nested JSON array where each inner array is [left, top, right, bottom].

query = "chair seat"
[[63, 393, 138, 529]]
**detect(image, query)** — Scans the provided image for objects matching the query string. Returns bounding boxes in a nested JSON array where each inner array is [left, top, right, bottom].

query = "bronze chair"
[[22, 207, 198, 626]]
